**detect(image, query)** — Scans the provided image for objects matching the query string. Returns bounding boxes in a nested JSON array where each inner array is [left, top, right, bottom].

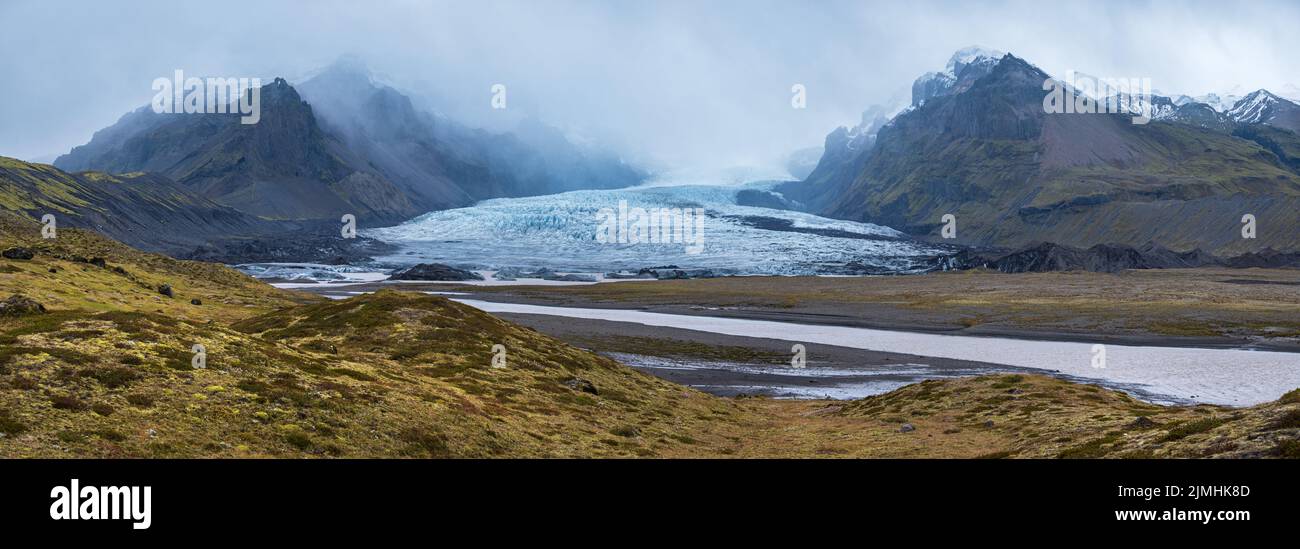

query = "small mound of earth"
[[0, 294, 46, 317]]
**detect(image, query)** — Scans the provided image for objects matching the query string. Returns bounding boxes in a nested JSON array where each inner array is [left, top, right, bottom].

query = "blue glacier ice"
[[360, 179, 949, 276]]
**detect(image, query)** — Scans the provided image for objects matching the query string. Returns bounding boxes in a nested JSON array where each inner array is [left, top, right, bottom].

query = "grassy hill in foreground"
[[0, 213, 753, 457], [1, 214, 1298, 457]]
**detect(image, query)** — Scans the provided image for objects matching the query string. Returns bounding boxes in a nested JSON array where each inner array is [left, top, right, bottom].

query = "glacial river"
[[453, 299, 1300, 406]]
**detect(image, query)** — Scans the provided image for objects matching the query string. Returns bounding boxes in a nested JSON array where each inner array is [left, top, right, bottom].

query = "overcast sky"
[[1, 0, 1297, 171]]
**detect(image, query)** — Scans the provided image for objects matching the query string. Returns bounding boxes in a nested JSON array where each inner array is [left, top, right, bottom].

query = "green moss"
[[0, 409, 27, 435], [1161, 417, 1229, 442], [284, 431, 313, 451], [398, 427, 451, 457], [156, 346, 195, 371], [0, 345, 97, 368], [78, 366, 139, 388], [0, 310, 80, 342], [49, 394, 87, 411], [1280, 389, 1300, 405], [328, 367, 376, 382], [610, 425, 641, 438], [125, 393, 155, 408], [1058, 439, 1110, 459], [1267, 410, 1300, 431]]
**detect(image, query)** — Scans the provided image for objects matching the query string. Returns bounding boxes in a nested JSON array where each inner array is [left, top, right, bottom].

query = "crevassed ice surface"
[[363, 182, 945, 275]]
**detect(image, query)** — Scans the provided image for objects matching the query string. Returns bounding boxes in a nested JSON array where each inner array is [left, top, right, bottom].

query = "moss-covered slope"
[[2, 217, 1297, 458]]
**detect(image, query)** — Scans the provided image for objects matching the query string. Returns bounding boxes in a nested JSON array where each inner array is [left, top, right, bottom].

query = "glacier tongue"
[[362, 182, 947, 276]]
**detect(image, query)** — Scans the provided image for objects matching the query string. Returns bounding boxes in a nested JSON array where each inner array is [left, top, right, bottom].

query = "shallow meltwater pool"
[[605, 352, 1019, 401], [453, 299, 1300, 406]]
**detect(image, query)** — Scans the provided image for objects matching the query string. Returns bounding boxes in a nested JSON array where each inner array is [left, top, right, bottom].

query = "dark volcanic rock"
[[1126, 416, 1159, 430], [939, 240, 1300, 274], [546, 273, 598, 282], [634, 265, 729, 279], [948, 242, 1222, 273], [493, 267, 555, 280], [179, 232, 396, 265], [388, 263, 484, 281], [1222, 248, 1300, 269], [1, 247, 34, 260], [603, 270, 655, 280], [158, 284, 173, 298], [0, 294, 46, 317], [563, 377, 598, 395], [492, 267, 598, 282], [996, 243, 1144, 273]]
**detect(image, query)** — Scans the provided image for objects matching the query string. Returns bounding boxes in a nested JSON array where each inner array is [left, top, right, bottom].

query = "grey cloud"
[[1, 0, 1297, 171]]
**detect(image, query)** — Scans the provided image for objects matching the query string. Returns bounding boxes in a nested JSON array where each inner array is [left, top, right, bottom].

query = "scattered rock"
[[158, 284, 173, 298], [563, 377, 599, 395], [111, 266, 128, 275], [493, 266, 555, 280], [492, 267, 596, 282], [544, 273, 598, 282], [0, 294, 46, 317], [632, 265, 728, 280], [178, 232, 394, 265], [190, 298, 202, 306], [1126, 416, 1159, 430], [48, 267, 58, 274], [983, 420, 995, 428], [900, 423, 916, 433], [89, 257, 107, 268], [388, 263, 484, 281], [1, 247, 34, 260], [611, 425, 641, 438], [603, 270, 655, 280]]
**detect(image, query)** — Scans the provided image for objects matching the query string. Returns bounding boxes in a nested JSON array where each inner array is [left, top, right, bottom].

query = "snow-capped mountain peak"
[[1227, 89, 1282, 123], [945, 46, 1006, 75], [911, 46, 1007, 107], [1178, 84, 1296, 112]]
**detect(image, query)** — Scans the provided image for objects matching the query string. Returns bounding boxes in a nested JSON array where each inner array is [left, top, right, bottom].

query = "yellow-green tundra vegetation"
[[1, 211, 1298, 458]]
